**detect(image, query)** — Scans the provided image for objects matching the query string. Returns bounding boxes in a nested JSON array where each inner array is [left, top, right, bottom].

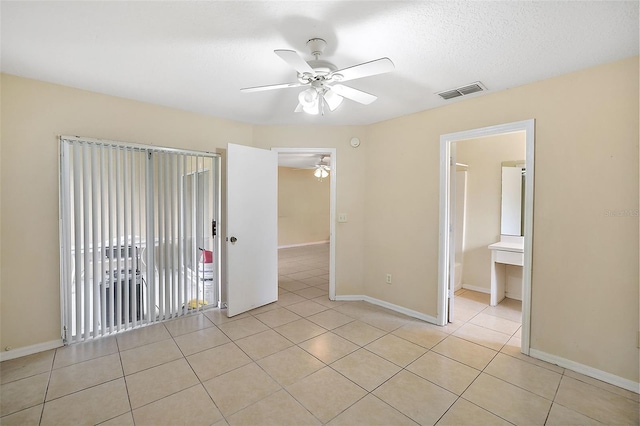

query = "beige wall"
[[1, 56, 638, 384], [456, 133, 525, 292], [278, 167, 330, 247], [364, 57, 639, 382]]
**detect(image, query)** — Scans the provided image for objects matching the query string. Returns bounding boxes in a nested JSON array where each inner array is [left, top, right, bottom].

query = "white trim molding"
[[461, 284, 491, 294], [278, 240, 330, 249], [530, 348, 640, 395], [0, 339, 64, 362], [335, 295, 438, 324]]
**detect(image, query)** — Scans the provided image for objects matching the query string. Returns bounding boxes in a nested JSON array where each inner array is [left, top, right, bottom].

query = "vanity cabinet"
[[488, 235, 523, 306]]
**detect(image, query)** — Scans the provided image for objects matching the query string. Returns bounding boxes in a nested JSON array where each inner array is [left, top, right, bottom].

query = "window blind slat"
[[91, 144, 100, 338], [157, 153, 164, 320], [124, 149, 133, 329], [82, 144, 91, 340], [146, 151, 155, 326], [196, 156, 202, 310], [130, 149, 138, 328], [164, 153, 171, 318], [180, 155, 189, 307], [107, 146, 115, 332], [115, 148, 122, 331], [138, 150, 145, 325], [176, 154, 181, 313], [100, 145, 107, 336]]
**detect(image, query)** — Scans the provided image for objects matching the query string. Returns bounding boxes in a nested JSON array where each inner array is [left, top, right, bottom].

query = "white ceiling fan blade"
[[240, 81, 305, 93], [333, 58, 394, 82], [274, 49, 316, 76], [330, 84, 378, 105]]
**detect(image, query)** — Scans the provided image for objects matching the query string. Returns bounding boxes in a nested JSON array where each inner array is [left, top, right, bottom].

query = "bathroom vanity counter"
[[487, 241, 523, 253]]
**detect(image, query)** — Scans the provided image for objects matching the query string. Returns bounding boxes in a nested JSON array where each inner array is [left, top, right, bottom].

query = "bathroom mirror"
[[500, 161, 525, 236]]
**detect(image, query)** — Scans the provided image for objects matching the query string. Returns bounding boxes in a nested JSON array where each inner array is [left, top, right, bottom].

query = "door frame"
[[437, 119, 535, 354], [271, 147, 337, 300]]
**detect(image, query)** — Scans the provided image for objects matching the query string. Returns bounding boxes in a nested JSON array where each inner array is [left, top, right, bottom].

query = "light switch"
[[338, 213, 348, 223]]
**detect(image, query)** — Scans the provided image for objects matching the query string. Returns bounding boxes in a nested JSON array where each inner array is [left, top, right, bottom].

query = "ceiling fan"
[[240, 38, 395, 115], [314, 156, 330, 180]]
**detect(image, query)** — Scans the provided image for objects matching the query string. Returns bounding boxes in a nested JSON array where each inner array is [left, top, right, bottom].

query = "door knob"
[[230, 236, 237, 243]]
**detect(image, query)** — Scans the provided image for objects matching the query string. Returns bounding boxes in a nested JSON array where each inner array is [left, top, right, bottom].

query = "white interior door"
[[226, 143, 278, 316]]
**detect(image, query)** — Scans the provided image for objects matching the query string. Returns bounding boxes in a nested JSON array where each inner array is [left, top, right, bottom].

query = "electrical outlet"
[[386, 273, 392, 284], [338, 213, 348, 223]]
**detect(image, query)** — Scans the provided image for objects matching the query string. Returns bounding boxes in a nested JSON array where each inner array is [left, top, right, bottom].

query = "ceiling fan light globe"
[[324, 90, 344, 111], [314, 168, 329, 179], [298, 88, 318, 106], [302, 101, 319, 115]]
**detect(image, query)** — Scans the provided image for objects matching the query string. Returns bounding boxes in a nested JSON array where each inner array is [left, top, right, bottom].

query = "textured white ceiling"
[[1, 1, 638, 126]]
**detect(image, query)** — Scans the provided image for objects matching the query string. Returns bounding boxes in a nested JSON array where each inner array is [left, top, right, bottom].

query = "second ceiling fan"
[[240, 38, 394, 115]]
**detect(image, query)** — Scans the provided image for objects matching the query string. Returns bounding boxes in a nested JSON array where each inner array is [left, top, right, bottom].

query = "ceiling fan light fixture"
[[323, 89, 344, 111], [302, 100, 320, 115], [314, 155, 330, 180], [314, 167, 329, 179], [298, 88, 318, 106]]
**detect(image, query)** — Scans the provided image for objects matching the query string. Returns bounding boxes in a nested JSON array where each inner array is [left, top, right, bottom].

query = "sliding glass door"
[[59, 137, 219, 344]]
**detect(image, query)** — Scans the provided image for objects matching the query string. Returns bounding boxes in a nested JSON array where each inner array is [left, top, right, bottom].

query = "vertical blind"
[[59, 137, 218, 344]]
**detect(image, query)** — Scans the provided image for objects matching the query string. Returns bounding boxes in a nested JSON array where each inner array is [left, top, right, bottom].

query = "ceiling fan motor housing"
[[298, 60, 337, 84], [307, 38, 327, 57]]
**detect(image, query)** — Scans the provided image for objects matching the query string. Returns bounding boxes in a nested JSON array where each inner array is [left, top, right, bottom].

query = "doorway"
[[438, 120, 535, 354], [272, 148, 337, 300]]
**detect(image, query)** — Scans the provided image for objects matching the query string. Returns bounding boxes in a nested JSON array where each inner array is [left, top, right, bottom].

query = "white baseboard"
[[278, 240, 329, 249], [461, 284, 491, 294], [504, 292, 523, 301], [0, 339, 64, 362], [335, 295, 438, 325], [529, 348, 640, 394]]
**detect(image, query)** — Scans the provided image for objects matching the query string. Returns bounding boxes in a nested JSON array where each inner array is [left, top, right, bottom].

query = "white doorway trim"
[[437, 119, 535, 354], [272, 147, 337, 300]]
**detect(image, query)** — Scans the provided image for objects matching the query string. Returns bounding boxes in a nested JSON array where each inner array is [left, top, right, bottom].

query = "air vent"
[[436, 81, 486, 100]]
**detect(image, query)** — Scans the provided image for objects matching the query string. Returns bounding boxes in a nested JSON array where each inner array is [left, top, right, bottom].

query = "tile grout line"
[[168, 315, 228, 424], [37, 348, 57, 425]]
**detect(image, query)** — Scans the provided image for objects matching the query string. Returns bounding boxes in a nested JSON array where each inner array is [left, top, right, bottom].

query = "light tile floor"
[[1, 243, 638, 425]]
